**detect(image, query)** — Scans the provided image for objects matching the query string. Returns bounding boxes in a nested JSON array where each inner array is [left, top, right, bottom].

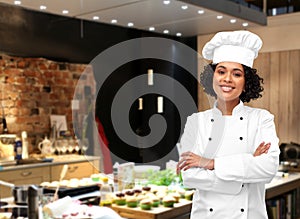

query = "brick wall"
[[0, 54, 92, 150]]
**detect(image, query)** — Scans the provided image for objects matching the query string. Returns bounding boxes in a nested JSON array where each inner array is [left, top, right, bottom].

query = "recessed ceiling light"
[[14, 0, 21, 5], [181, 5, 188, 10], [163, 0, 170, 5], [242, 22, 249, 27], [230, 19, 237, 24], [198, 9, 204, 14], [40, 5, 47, 10], [217, 15, 223, 19], [111, 19, 117, 24], [93, 16, 99, 20], [128, 22, 134, 27], [163, 30, 169, 34], [149, 27, 155, 31], [176, 33, 182, 37], [62, 10, 69, 14]]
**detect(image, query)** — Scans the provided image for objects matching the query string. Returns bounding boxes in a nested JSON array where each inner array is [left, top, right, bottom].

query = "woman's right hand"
[[253, 142, 271, 157]]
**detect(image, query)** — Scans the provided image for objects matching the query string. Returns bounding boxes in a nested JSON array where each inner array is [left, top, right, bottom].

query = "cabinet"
[[0, 156, 100, 198], [0, 166, 50, 198], [50, 160, 99, 181]]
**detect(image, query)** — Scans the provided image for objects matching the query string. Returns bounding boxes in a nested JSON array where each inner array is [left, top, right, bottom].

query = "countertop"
[[265, 171, 300, 199], [0, 155, 100, 172]]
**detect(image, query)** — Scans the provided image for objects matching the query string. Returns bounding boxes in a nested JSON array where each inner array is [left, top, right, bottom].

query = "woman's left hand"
[[177, 151, 214, 173]]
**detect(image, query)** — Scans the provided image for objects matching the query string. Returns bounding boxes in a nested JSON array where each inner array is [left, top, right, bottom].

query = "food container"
[[134, 165, 160, 179], [0, 134, 16, 161]]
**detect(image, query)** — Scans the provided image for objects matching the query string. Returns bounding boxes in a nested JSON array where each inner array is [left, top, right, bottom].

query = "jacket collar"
[[212, 100, 245, 116]]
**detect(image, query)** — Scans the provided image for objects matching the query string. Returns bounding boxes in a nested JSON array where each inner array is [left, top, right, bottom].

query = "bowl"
[[134, 165, 160, 179]]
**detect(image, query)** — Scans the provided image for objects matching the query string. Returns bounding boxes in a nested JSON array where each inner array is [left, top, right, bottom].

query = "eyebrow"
[[216, 65, 243, 72]]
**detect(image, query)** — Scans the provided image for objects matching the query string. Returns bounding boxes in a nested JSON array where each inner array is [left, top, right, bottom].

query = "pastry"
[[185, 190, 195, 201], [170, 192, 181, 203], [162, 195, 176, 207], [126, 196, 138, 208], [114, 193, 126, 205], [140, 198, 152, 210]]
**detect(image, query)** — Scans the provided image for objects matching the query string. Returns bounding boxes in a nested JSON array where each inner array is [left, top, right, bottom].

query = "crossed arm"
[[177, 141, 271, 173]]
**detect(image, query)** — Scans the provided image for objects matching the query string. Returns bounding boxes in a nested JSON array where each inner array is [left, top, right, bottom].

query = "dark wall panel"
[[0, 3, 198, 167]]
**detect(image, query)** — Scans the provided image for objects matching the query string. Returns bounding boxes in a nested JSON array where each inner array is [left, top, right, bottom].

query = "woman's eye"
[[233, 72, 242, 77], [217, 70, 225, 75]]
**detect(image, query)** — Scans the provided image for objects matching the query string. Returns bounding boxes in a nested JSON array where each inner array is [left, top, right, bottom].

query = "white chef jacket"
[[180, 101, 280, 219]]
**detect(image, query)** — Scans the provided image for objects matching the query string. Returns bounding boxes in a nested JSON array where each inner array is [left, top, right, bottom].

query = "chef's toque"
[[202, 30, 262, 68]]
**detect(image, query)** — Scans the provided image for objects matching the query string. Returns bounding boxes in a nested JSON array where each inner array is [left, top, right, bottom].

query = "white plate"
[[54, 205, 122, 219]]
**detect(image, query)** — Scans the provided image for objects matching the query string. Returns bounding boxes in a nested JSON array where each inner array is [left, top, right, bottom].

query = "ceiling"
[[0, 0, 266, 37]]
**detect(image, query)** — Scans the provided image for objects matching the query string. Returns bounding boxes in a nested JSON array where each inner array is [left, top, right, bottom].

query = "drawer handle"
[[21, 171, 32, 177], [68, 166, 78, 173]]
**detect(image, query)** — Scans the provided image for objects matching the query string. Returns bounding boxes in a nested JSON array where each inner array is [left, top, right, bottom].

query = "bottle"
[[15, 137, 22, 160], [100, 176, 112, 207], [21, 131, 29, 159], [2, 117, 8, 134], [113, 167, 119, 192]]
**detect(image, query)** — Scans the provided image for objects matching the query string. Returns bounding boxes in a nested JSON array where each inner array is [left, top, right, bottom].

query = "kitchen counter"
[[265, 172, 300, 199], [0, 155, 100, 171], [0, 155, 101, 198]]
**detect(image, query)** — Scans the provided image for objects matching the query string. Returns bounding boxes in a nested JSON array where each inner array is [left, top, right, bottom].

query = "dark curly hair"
[[200, 63, 264, 103]]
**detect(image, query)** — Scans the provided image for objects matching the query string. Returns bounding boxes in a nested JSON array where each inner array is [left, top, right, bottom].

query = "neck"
[[216, 99, 240, 115]]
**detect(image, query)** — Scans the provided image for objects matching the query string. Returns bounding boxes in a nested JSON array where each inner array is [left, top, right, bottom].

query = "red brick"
[[15, 76, 26, 84], [17, 60, 30, 68], [24, 70, 37, 77], [49, 63, 58, 70], [4, 68, 22, 76], [8, 91, 19, 100], [38, 63, 48, 70], [2, 99, 14, 107], [8, 107, 19, 116]]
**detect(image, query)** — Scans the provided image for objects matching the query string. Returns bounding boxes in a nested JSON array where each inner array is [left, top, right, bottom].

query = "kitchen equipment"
[[43, 184, 100, 199], [279, 142, 300, 172], [38, 136, 54, 155], [0, 134, 16, 160], [27, 185, 39, 219], [53, 164, 68, 200], [280, 142, 300, 160], [0, 180, 43, 205]]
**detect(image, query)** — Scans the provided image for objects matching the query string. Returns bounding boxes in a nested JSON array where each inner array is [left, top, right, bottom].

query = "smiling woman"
[[177, 30, 280, 219], [212, 62, 245, 107], [200, 62, 264, 104]]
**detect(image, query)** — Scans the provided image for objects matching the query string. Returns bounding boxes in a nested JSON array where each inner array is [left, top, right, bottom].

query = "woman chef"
[[177, 30, 280, 219]]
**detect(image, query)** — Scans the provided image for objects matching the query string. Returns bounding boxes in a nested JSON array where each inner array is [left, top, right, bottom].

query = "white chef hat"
[[202, 30, 262, 68]]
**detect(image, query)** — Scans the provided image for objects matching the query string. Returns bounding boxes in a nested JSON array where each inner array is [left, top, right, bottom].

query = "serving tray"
[[111, 199, 192, 219]]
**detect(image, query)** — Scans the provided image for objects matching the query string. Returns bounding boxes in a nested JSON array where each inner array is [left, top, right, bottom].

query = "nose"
[[223, 72, 232, 82]]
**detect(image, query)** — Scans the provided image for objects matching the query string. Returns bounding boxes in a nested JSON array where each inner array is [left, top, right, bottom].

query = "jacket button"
[[240, 117, 243, 120], [242, 184, 244, 187], [241, 208, 244, 212], [208, 137, 212, 141], [211, 118, 214, 122], [239, 137, 243, 140], [209, 208, 213, 212]]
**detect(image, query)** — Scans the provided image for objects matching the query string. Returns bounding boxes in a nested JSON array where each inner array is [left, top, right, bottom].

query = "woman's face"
[[213, 62, 245, 103]]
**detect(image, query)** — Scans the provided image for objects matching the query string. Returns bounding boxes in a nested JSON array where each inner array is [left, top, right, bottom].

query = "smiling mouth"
[[220, 85, 235, 92]]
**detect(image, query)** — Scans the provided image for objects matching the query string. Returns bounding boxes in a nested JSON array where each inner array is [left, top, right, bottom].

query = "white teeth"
[[221, 86, 233, 92]]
